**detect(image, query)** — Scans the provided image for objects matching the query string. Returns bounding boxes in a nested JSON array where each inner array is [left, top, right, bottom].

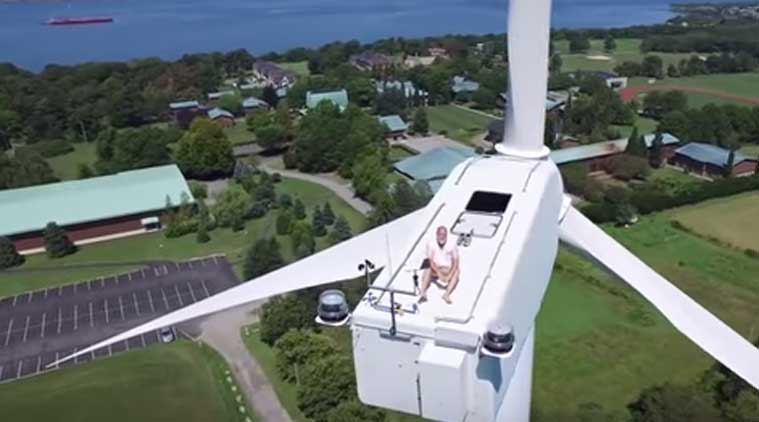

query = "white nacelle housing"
[[351, 155, 564, 422]]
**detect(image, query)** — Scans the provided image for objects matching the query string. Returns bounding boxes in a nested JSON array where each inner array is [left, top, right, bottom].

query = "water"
[[0, 0, 736, 71]]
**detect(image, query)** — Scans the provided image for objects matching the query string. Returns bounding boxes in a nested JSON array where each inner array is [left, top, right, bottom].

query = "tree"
[[312, 205, 327, 237], [175, 118, 235, 179], [604, 35, 617, 52], [550, 53, 563, 75], [261, 85, 279, 108], [0, 152, 57, 190], [649, 133, 664, 168], [293, 198, 306, 220], [0, 236, 24, 269], [291, 221, 316, 258], [374, 88, 406, 117], [196, 202, 211, 243], [77, 163, 95, 179], [94, 126, 173, 174], [43, 222, 76, 258], [392, 179, 427, 216], [347, 77, 376, 108], [279, 193, 293, 209], [625, 127, 647, 157], [545, 116, 557, 149], [321, 202, 335, 225], [326, 401, 386, 422], [297, 355, 357, 421], [274, 329, 338, 383], [352, 152, 387, 199], [725, 150, 736, 178], [243, 237, 284, 279], [667, 63, 680, 78], [276, 210, 293, 235], [641, 55, 664, 79], [628, 384, 721, 422], [329, 215, 353, 245], [218, 93, 242, 115], [472, 87, 497, 110], [722, 390, 759, 422], [259, 295, 314, 345], [569, 35, 591, 53], [212, 184, 250, 227], [607, 155, 651, 181], [411, 107, 429, 135], [255, 124, 287, 152], [188, 181, 208, 200]]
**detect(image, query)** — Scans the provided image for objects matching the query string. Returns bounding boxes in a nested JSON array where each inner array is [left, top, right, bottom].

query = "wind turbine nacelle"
[[350, 156, 564, 422]]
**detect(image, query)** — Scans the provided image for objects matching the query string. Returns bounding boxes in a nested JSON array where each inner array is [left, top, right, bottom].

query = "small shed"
[[207, 107, 235, 128], [378, 115, 409, 139]]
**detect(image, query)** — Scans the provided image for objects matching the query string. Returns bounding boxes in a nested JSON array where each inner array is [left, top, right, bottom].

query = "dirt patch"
[[620, 84, 759, 105]]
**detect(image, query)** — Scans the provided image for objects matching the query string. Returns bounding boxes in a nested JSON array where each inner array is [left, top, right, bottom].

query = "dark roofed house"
[[242, 97, 269, 114], [207, 107, 235, 128], [672, 143, 757, 178], [253, 61, 296, 88], [350, 51, 391, 72], [593, 71, 628, 90], [170, 100, 203, 129]]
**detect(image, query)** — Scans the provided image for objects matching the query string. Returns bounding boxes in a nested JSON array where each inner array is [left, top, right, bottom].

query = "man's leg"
[[441, 267, 460, 304], [419, 268, 434, 302]]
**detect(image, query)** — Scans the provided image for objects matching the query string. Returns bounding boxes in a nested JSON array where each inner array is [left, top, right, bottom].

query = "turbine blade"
[[49, 209, 425, 367], [499, 0, 552, 158], [559, 206, 759, 389]]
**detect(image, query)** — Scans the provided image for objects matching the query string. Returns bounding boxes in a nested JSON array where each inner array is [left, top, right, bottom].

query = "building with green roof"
[[378, 115, 408, 139], [306, 89, 349, 111], [0, 164, 194, 252]]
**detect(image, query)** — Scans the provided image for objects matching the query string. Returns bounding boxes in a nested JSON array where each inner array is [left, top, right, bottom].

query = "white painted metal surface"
[[559, 206, 759, 389], [498, 0, 553, 159]]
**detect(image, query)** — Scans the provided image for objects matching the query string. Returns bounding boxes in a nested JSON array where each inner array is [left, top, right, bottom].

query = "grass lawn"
[[533, 213, 759, 420], [388, 145, 417, 162], [556, 38, 692, 73], [629, 73, 759, 107], [647, 166, 702, 195], [426, 105, 494, 144], [279, 61, 310, 77], [0, 341, 253, 422], [0, 177, 366, 298], [224, 120, 255, 145], [613, 116, 659, 138], [668, 192, 759, 251], [47, 142, 98, 181]]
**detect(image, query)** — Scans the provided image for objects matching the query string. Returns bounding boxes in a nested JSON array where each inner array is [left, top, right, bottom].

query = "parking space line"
[[88, 280, 92, 291], [140, 268, 146, 279], [119, 296, 125, 320], [100, 277, 105, 288], [214, 255, 219, 265], [115, 275, 120, 286], [104, 299, 109, 324], [125, 339, 130, 352], [128, 272, 132, 281], [187, 282, 197, 303], [54, 352, 59, 368], [73, 305, 78, 331], [73, 348, 79, 364], [108, 345, 113, 357], [26, 292, 32, 304], [174, 285, 184, 307], [133, 293, 140, 316], [21, 316, 30, 343], [174, 262, 180, 272], [0, 364, 3, 380], [141, 334, 146, 348], [4, 318, 13, 346], [161, 288, 170, 310], [43, 289, 48, 299], [188, 260, 194, 270], [89, 302, 94, 327], [147, 290, 155, 313], [40, 313, 46, 339], [201, 258, 207, 267], [12, 295, 17, 307], [36, 356, 41, 373], [153, 267, 160, 277], [16, 360, 22, 378], [58, 285, 63, 297], [163, 264, 169, 275], [57, 307, 62, 335], [201, 280, 211, 298]]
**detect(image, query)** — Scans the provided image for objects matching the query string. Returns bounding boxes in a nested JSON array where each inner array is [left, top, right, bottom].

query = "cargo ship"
[[45, 17, 114, 26]]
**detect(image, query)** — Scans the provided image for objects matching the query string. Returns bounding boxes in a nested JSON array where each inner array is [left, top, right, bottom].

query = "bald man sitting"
[[419, 226, 460, 304]]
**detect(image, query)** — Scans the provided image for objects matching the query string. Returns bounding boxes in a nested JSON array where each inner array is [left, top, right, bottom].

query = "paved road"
[[200, 305, 291, 422], [259, 161, 373, 216]]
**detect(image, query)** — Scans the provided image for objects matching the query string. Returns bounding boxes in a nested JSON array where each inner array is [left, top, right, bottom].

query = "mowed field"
[[0, 177, 366, 298], [555, 38, 692, 73], [668, 192, 759, 251], [426, 105, 494, 145], [47, 142, 98, 181], [624, 73, 759, 108], [0, 341, 251, 422], [533, 212, 759, 420]]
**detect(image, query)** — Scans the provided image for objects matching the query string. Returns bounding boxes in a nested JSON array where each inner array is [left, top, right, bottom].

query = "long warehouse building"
[[0, 164, 195, 253]]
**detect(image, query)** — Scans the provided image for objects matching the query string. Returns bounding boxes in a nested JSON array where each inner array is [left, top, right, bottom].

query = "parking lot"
[[0, 255, 238, 383]]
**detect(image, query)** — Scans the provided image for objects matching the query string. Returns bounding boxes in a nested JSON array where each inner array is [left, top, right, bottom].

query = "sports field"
[[622, 73, 759, 107], [426, 105, 494, 144], [0, 341, 252, 422], [556, 38, 692, 73], [668, 192, 759, 251]]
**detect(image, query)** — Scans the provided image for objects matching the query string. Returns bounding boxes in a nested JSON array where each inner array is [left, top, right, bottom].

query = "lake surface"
[[0, 0, 736, 71]]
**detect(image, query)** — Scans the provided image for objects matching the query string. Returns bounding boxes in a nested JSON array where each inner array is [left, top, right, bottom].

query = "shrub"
[[188, 181, 208, 200]]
